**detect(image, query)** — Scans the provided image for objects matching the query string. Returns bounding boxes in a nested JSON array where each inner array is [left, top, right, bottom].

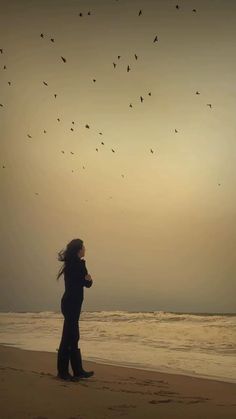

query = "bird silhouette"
[[96, 148, 98, 152], [72, 121, 75, 125], [85, 124, 90, 128], [99, 132, 103, 135], [148, 92, 151, 96], [0, 48, 3, 54], [192, 9, 197, 13], [70, 128, 74, 131], [50, 38, 54, 42], [127, 65, 130, 72], [40, 33, 44, 38], [134, 54, 138, 60], [140, 96, 144, 103], [175, 129, 178, 133], [79, 13, 83, 17], [121, 174, 124, 178], [83, 166, 85, 169], [27, 134, 32, 138], [150, 149, 154, 153], [113, 62, 116, 68], [153, 35, 158, 43], [61, 56, 66, 63], [54, 94, 57, 98], [176, 5, 179, 9], [61, 150, 65, 153], [3, 65, 7, 69], [218, 183, 221, 186], [101, 142, 104, 145], [57, 118, 60, 122], [129, 103, 133, 108], [207, 104, 212, 108], [2, 165, 5, 168], [43, 81, 48, 86], [43, 130, 47, 134], [0, 104, 3, 107], [117, 55, 121, 59], [35, 192, 39, 195], [70, 151, 74, 154], [111, 149, 115, 153], [8, 81, 11, 86], [88, 11, 91, 16], [93, 79, 96, 82], [196, 91, 200, 95], [138, 9, 142, 16]]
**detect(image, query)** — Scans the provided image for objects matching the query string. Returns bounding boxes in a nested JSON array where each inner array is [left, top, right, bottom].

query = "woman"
[[56, 238, 94, 381]]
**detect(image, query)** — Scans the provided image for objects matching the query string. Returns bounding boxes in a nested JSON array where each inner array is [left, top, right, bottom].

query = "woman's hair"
[[56, 238, 84, 280]]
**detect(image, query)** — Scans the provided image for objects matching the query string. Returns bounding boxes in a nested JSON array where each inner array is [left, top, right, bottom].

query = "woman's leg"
[[57, 318, 71, 376]]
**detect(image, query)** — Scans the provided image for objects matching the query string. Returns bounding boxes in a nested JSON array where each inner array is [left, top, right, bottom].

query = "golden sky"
[[1, 0, 236, 312]]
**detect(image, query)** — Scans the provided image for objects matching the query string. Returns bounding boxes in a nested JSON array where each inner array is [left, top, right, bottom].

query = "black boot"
[[57, 347, 71, 380], [71, 348, 94, 380]]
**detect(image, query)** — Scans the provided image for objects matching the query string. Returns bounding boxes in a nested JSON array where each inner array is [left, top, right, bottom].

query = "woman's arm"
[[80, 259, 93, 288]]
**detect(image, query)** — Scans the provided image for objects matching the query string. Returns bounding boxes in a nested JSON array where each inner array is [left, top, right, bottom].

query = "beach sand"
[[0, 344, 236, 419]]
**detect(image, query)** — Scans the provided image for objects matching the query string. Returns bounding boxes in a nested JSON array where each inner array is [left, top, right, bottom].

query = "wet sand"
[[0, 344, 236, 418]]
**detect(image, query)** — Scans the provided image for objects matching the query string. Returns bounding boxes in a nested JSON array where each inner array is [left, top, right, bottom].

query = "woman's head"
[[56, 238, 86, 280]]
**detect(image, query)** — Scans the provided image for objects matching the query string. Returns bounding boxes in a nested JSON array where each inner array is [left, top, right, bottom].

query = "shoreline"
[[1, 344, 236, 419], [1, 342, 235, 385]]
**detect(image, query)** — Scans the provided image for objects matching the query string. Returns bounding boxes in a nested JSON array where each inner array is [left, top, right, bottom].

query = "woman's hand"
[[84, 273, 93, 288], [85, 274, 92, 281]]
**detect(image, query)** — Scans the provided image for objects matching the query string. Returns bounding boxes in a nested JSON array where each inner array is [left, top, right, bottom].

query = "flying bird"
[[196, 91, 200, 95], [148, 92, 151, 96], [192, 9, 197, 13], [153, 35, 158, 43], [207, 103, 212, 108], [99, 132, 103, 135], [85, 124, 90, 128], [35, 192, 39, 195], [113, 62, 116, 68], [121, 174, 124, 178], [175, 129, 178, 133], [0, 104, 3, 107], [43, 81, 48, 86], [40, 33, 44, 38], [88, 11, 91, 16], [57, 118, 60, 122], [117, 55, 121, 59], [176, 4, 179, 9], [72, 121, 75, 124], [79, 12, 83, 17], [61, 56, 66, 63], [96, 148, 98, 152], [50, 38, 54, 43], [129, 103, 133, 108], [127, 65, 130, 72], [111, 149, 115, 153], [93, 79, 96, 82], [70, 151, 74, 155], [138, 9, 142, 16], [150, 149, 154, 153], [8, 81, 11, 86], [61, 150, 65, 153], [3, 65, 7, 69], [134, 54, 138, 60], [70, 128, 74, 131], [54, 94, 57, 98], [218, 183, 221, 186], [2, 165, 5, 168], [27, 134, 32, 138], [101, 142, 104, 145], [140, 96, 144, 103], [0, 48, 3, 54], [43, 130, 47, 134]]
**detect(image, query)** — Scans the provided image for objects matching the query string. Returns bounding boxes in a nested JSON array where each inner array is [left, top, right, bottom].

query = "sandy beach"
[[0, 344, 236, 419]]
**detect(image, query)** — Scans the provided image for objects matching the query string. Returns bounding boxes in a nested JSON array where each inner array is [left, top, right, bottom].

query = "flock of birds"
[[1, 4, 222, 196]]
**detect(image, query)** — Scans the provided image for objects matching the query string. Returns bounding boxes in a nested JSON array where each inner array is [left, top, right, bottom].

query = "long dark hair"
[[56, 238, 84, 280]]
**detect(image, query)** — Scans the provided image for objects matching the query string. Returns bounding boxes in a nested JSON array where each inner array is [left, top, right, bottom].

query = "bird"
[[192, 9, 197, 13], [40, 33, 44, 38], [99, 132, 103, 135], [72, 121, 75, 125], [138, 9, 142, 16], [72, 170, 74, 173], [150, 149, 154, 153], [196, 91, 200, 95], [218, 183, 221, 186], [61, 150, 65, 153], [129, 103, 133, 108], [50, 38, 54, 42], [35, 192, 39, 195], [207, 103, 212, 108], [0, 48, 3, 54], [140, 96, 144, 103], [0, 104, 3, 107], [148, 92, 151, 96], [2, 165, 6, 168], [61, 56, 66, 63], [43, 130, 47, 134], [54, 94, 57, 98], [101, 142, 104, 145], [176, 4, 179, 9], [70, 151, 74, 155], [117, 55, 121, 60], [113, 62, 116, 68], [85, 124, 90, 128], [70, 128, 74, 131], [175, 129, 178, 133], [93, 79, 96, 83], [96, 148, 98, 152], [121, 174, 124, 178], [57, 118, 60, 122], [127, 65, 130, 72], [83, 166, 85, 169], [8, 81, 11, 86], [3, 65, 7, 69], [79, 12, 83, 17], [134, 54, 138, 60], [153, 35, 158, 43], [27, 134, 32, 138], [88, 11, 91, 16], [111, 149, 115, 153], [43, 81, 48, 86]]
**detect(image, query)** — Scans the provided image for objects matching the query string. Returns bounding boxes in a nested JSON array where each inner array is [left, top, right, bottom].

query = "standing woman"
[[56, 238, 94, 381]]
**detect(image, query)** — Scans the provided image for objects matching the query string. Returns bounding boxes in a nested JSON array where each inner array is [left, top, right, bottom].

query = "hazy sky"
[[1, 0, 236, 313]]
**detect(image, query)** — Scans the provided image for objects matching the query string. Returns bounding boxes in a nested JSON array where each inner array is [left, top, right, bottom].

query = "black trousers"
[[57, 296, 83, 376]]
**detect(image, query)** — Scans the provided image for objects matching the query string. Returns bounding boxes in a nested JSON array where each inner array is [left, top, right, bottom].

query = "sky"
[[1, 0, 236, 313]]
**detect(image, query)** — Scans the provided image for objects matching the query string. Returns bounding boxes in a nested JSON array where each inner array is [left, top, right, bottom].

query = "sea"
[[0, 310, 235, 384]]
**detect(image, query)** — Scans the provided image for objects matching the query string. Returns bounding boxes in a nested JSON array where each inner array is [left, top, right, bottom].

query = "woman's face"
[[78, 244, 85, 258]]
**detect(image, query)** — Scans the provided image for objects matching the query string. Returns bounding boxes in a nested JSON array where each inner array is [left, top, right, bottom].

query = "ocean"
[[0, 310, 235, 383]]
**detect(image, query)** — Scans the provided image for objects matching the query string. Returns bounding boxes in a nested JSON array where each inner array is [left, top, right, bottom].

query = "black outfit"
[[57, 257, 92, 377]]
